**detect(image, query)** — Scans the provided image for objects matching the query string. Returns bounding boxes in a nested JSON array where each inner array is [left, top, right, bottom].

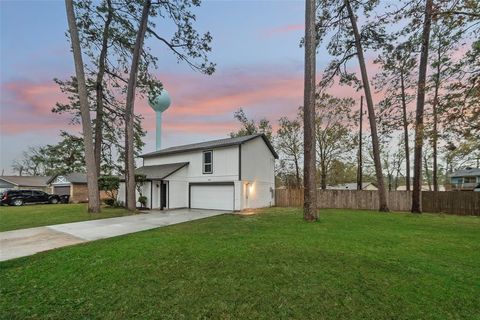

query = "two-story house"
[[117, 134, 278, 211], [449, 167, 480, 191]]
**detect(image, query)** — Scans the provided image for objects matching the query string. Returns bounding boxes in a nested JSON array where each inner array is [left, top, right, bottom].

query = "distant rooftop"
[[141, 134, 278, 159], [450, 168, 480, 178], [47, 172, 87, 184], [0, 176, 50, 187], [326, 182, 377, 190]]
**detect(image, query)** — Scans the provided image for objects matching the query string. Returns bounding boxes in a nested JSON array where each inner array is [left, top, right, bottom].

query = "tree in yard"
[[444, 140, 480, 174], [12, 133, 85, 177], [303, 0, 318, 221], [98, 175, 120, 206], [117, 0, 216, 211], [442, 40, 480, 168], [315, 93, 356, 189], [230, 108, 273, 141], [381, 138, 406, 191], [12, 147, 46, 176], [411, 0, 434, 213], [124, 0, 152, 211], [315, 0, 389, 211], [426, 19, 463, 192], [276, 115, 303, 188], [54, 0, 154, 176], [327, 160, 358, 187], [276, 161, 302, 189], [91, 0, 113, 176], [40, 133, 86, 176], [56, 0, 215, 180], [374, 41, 417, 191], [65, 0, 100, 213], [356, 96, 364, 191], [135, 174, 148, 209]]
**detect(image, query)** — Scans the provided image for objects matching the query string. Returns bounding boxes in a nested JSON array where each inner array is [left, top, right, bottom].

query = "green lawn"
[[0, 204, 132, 232], [1, 208, 479, 319]]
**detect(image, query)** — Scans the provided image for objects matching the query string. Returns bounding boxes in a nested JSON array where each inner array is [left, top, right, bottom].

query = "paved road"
[[0, 209, 225, 261]]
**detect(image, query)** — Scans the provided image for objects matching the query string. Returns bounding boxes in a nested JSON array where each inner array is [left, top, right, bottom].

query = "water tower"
[[148, 88, 171, 150]]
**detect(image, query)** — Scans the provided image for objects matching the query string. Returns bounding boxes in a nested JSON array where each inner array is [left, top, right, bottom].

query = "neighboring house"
[[118, 134, 278, 211], [449, 167, 480, 191], [396, 185, 446, 191], [326, 182, 377, 191], [0, 176, 50, 193], [48, 172, 108, 203]]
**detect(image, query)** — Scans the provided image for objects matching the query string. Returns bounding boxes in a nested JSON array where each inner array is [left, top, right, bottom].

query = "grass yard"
[[0, 204, 132, 232], [1, 208, 479, 319]]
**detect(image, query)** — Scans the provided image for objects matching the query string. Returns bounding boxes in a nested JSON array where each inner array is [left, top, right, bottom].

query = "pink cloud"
[[263, 24, 304, 37], [1, 60, 390, 141], [2, 80, 66, 116], [0, 80, 74, 134], [135, 69, 306, 139]]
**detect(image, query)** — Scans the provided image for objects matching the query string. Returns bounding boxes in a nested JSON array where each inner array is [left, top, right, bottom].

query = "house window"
[[203, 150, 213, 174], [464, 177, 476, 184]]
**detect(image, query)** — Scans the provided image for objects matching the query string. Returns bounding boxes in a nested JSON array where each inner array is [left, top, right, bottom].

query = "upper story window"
[[203, 150, 213, 174]]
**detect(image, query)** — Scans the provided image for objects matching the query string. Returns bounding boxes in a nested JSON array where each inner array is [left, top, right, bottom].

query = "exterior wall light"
[[249, 182, 254, 195]]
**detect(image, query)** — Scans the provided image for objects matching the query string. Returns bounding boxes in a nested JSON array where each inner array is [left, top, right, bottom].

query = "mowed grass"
[[1, 208, 479, 319], [0, 204, 132, 232]]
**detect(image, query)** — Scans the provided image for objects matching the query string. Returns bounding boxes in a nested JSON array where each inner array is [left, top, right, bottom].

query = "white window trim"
[[203, 150, 213, 174]]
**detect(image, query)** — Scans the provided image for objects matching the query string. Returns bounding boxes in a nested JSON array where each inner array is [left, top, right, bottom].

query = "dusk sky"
[[0, 0, 365, 174]]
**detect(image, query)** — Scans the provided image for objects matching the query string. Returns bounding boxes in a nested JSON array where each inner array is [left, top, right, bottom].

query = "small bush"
[[138, 196, 148, 208], [104, 198, 116, 206]]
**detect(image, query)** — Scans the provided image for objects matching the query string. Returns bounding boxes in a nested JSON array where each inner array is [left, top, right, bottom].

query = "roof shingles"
[[141, 134, 278, 159]]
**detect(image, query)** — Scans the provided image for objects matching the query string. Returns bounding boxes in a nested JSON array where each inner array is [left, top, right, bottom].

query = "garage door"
[[53, 186, 70, 196], [190, 184, 234, 211]]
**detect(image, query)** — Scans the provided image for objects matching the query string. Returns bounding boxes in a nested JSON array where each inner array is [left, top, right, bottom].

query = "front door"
[[160, 182, 167, 210]]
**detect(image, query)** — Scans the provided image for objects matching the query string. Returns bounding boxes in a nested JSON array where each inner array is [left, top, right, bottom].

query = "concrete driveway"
[[0, 209, 225, 262]]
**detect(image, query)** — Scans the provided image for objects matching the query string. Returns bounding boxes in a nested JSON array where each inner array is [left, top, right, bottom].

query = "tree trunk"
[[357, 96, 363, 190], [412, 0, 433, 213], [303, 0, 318, 221], [320, 162, 327, 190], [423, 154, 432, 190], [65, 0, 100, 213], [125, 0, 151, 211], [431, 41, 441, 192], [432, 82, 439, 192], [294, 156, 301, 188], [400, 72, 411, 191], [94, 0, 113, 177], [345, 0, 389, 212]]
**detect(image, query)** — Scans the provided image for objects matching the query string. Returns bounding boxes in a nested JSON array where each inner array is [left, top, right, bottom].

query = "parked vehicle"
[[474, 183, 480, 192], [0, 189, 61, 206]]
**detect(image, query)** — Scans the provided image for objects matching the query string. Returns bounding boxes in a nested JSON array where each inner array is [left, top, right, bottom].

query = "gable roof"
[[450, 168, 480, 178], [0, 176, 50, 187], [141, 133, 278, 159], [327, 182, 377, 190], [134, 162, 189, 180], [47, 172, 87, 184]]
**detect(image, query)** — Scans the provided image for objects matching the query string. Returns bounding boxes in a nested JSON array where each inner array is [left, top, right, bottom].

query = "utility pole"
[[357, 96, 363, 190]]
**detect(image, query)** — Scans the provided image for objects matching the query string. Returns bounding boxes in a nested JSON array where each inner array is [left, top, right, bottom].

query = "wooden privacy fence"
[[275, 189, 480, 216]]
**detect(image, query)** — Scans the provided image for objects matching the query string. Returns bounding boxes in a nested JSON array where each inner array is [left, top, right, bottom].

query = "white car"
[[474, 183, 480, 192]]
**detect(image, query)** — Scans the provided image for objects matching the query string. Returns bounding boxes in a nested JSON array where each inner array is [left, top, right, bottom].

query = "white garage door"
[[190, 184, 234, 211]]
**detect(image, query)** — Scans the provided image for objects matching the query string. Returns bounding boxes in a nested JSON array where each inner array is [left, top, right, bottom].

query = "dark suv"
[[0, 190, 61, 206]]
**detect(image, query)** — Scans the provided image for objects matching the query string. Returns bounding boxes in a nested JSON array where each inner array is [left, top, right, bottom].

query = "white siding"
[[143, 146, 239, 182], [117, 181, 152, 208], [166, 166, 188, 209], [240, 138, 276, 209], [117, 136, 275, 211]]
